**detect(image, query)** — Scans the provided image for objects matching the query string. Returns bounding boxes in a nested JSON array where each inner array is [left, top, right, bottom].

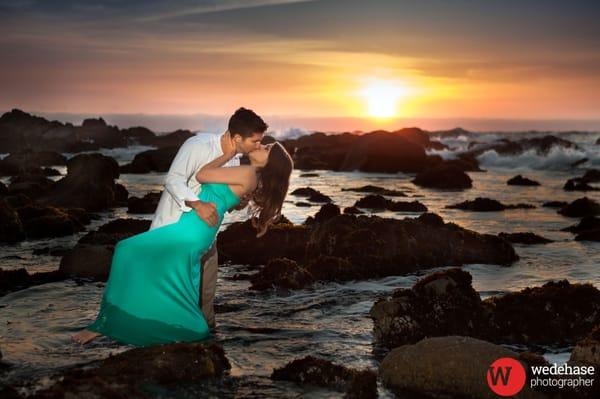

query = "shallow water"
[[1, 131, 600, 396]]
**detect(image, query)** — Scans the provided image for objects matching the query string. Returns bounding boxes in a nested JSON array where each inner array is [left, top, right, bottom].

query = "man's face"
[[235, 132, 264, 155]]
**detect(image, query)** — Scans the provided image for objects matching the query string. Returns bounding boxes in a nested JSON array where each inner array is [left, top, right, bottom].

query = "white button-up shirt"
[[150, 133, 240, 230]]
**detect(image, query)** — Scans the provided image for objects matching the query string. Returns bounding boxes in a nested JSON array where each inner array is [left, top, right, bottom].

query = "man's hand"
[[185, 200, 218, 226]]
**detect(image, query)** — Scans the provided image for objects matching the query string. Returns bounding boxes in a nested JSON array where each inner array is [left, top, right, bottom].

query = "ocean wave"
[[476, 146, 600, 170], [269, 127, 312, 141]]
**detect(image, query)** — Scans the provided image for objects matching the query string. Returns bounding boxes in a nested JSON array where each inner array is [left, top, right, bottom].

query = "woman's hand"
[[222, 131, 237, 157]]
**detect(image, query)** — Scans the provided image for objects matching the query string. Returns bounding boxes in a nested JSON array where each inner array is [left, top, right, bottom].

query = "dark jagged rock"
[[498, 232, 553, 244], [7, 175, 55, 198], [59, 244, 115, 281], [354, 194, 427, 212], [289, 187, 332, 203], [152, 129, 194, 148], [271, 355, 377, 399], [485, 280, 600, 346], [575, 230, 600, 242], [564, 178, 598, 191], [217, 217, 310, 265], [0, 151, 66, 177], [306, 213, 518, 275], [127, 192, 161, 214], [543, 200, 569, 208], [16, 204, 87, 239], [38, 153, 122, 211], [379, 336, 545, 399], [507, 174, 540, 186], [120, 146, 179, 173], [447, 197, 535, 211], [343, 206, 363, 214], [0, 267, 65, 297], [562, 216, 600, 234], [0, 181, 7, 195], [78, 218, 151, 246], [370, 268, 490, 348], [122, 126, 156, 145], [582, 169, 600, 182], [249, 258, 314, 291], [312, 203, 340, 224], [299, 173, 319, 177], [295, 201, 311, 207], [371, 269, 600, 350], [0, 198, 25, 243], [342, 185, 406, 197], [412, 163, 472, 189], [558, 197, 600, 217], [31, 342, 230, 399]]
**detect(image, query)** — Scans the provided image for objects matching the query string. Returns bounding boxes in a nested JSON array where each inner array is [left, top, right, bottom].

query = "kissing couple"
[[72, 107, 293, 346]]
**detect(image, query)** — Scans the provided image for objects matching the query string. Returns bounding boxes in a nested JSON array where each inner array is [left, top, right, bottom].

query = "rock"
[[272, 356, 377, 399], [575, 230, 600, 242], [152, 129, 194, 148], [412, 163, 473, 189], [485, 280, 600, 345], [122, 126, 157, 145], [354, 194, 427, 212], [543, 201, 568, 208], [120, 146, 179, 173], [582, 169, 600, 182], [507, 175, 540, 186], [249, 258, 314, 291], [306, 213, 518, 276], [299, 173, 319, 177], [290, 187, 332, 203], [217, 217, 310, 265], [342, 185, 406, 197], [343, 206, 363, 214], [7, 175, 55, 198], [59, 244, 114, 281], [127, 192, 161, 214], [295, 201, 311, 207], [558, 197, 600, 217], [38, 153, 122, 211], [498, 232, 553, 244], [0, 151, 66, 176], [16, 204, 87, 239], [78, 218, 151, 246], [31, 342, 230, 398], [562, 216, 600, 234], [0, 198, 25, 243], [570, 324, 600, 366], [312, 203, 340, 224], [379, 336, 545, 399], [0, 181, 7, 195], [370, 268, 490, 348], [564, 178, 597, 191], [447, 197, 535, 211], [0, 267, 65, 297]]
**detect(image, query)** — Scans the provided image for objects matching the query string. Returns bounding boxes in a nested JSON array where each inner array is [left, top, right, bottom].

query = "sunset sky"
[[1, 0, 600, 131]]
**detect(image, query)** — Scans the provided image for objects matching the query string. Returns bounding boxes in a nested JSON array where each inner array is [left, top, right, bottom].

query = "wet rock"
[[249, 258, 314, 291], [543, 200, 568, 208], [271, 355, 377, 399], [0, 198, 25, 243], [447, 197, 535, 211], [0, 181, 7, 195], [0, 267, 65, 297], [412, 163, 473, 189], [120, 146, 179, 173], [290, 187, 332, 203], [354, 194, 427, 212], [557, 197, 600, 217], [32, 246, 71, 257], [306, 213, 518, 276], [312, 203, 340, 224], [295, 201, 312, 207], [582, 169, 600, 182], [122, 126, 156, 145], [299, 173, 319, 177], [562, 216, 600, 234], [370, 268, 490, 348], [78, 218, 151, 246], [31, 342, 230, 399], [38, 153, 122, 211], [16, 204, 87, 239], [152, 129, 194, 148], [575, 230, 600, 241], [59, 244, 114, 281], [379, 336, 546, 399], [570, 324, 600, 366], [127, 192, 161, 214], [498, 232, 553, 244], [507, 175, 540, 186], [564, 178, 598, 191], [217, 217, 310, 265], [343, 206, 363, 214], [485, 280, 600, 346], [342, 185, 406, 196], [7, 175, 55, 198]]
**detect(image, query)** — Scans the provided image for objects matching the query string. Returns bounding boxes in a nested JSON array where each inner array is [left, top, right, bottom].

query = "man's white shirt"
[[150, 133, 240, 230]]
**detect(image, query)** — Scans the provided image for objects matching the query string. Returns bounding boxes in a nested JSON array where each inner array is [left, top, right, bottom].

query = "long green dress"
[[86, 183, 240, 347]]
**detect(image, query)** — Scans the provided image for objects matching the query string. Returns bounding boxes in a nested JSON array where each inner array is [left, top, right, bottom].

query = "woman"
[[71, 140, 293, 346]]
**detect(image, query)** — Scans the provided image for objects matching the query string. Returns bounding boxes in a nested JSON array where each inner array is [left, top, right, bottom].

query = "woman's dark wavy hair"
[[250, 142, 293, 237]]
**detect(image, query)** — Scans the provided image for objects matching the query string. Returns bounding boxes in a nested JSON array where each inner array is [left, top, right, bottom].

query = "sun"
[[359, 78, 407, 119]]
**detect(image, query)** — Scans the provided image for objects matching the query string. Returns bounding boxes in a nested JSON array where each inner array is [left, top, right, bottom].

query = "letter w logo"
[[488, 366, 512, 386]]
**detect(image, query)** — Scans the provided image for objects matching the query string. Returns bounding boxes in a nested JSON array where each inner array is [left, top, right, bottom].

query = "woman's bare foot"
[[71, 329, 101, 345]]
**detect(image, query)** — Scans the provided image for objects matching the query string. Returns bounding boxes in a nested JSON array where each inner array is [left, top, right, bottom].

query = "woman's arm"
[[196, 164, 256, 188]]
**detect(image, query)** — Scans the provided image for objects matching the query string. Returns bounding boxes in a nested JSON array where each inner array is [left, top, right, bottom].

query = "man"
[[150, 107, 267, 330]]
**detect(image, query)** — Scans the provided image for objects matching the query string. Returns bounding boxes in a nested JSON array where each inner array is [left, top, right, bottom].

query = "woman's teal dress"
[[86, 183, 240, 347]]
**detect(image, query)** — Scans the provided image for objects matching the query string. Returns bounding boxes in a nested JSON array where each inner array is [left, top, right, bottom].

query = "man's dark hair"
[[228, 107, 268, 138]]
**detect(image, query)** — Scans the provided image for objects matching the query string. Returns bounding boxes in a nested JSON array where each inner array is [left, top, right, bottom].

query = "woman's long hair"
[[250, 142, 293, 237]]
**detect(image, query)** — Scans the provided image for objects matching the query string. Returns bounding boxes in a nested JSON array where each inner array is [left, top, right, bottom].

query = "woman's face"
[[249, 143, 273, 167]]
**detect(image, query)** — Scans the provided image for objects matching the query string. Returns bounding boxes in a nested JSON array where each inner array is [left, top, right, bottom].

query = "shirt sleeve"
[[164, 138, 209, 212]]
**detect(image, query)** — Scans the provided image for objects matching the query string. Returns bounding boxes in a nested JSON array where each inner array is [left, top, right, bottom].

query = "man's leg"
[[200, 244, 218, 330]]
